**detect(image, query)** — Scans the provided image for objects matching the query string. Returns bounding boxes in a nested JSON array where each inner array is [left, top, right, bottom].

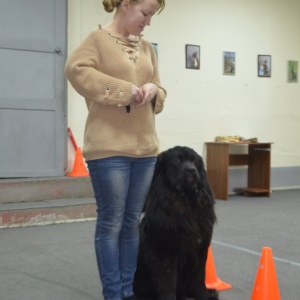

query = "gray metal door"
[[0, 0, 67, 177]]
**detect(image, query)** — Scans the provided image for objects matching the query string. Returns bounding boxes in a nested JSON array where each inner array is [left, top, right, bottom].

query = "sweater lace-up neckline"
[[99, 25, 141, 64]]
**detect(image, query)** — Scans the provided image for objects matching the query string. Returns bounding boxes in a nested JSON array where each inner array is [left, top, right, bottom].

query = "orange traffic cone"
[[67, 147, 89, 177], [251, 247, 280, 300], [205, 246, 232, 291]]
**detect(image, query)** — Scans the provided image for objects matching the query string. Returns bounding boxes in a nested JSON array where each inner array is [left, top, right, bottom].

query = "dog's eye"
[[176, 159, 181, 165]]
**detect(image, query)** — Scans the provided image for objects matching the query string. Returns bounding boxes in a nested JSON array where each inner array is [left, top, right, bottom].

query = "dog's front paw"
[[208, 289, 220, 300]]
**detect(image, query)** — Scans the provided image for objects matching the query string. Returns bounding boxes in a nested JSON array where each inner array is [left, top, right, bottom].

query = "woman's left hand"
[[136, 83, 158, 108]]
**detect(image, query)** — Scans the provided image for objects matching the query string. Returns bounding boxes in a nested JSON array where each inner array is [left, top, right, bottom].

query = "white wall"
[[67, 0, 300, 168]]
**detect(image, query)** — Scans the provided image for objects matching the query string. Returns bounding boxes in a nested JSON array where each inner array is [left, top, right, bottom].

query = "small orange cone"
[[67, 147, 89, 177], [205, 246, 232, 291], [251, 247, 280, 300]]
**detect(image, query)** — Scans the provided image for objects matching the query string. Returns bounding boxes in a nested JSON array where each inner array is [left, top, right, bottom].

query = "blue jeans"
[[87, 156, 156, 300]]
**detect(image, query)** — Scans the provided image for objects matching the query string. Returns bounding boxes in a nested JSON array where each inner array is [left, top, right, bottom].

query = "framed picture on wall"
[[186, 44, 200, 69], [258, 55, 271, 77], [287, 60, 298, 83], [223, 51, 236, 75]]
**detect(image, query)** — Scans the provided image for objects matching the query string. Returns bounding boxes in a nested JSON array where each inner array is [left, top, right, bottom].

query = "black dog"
[[133, 146, 218, 300]]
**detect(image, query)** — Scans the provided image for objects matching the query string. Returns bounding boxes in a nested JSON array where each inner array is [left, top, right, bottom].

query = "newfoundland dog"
[[133, 146, 218, 300]]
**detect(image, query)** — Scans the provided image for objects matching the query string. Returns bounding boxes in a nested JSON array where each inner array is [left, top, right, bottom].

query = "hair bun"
[[103, 0, 121, 13]]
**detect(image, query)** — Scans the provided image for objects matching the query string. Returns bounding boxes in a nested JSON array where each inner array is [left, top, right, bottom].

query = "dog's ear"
[[195, 155, 214, 199], [199, 164, 215, 201]]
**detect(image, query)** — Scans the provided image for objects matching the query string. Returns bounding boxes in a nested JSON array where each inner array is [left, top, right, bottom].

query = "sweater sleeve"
[[65, 30, 132, 107], [147, 42, 167, 115]]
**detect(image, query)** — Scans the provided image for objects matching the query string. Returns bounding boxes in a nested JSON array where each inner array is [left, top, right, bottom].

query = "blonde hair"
[[103, 0, 165, 14]]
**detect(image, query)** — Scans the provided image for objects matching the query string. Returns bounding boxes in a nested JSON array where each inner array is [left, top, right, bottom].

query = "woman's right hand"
[[131, 85, 144, 105]]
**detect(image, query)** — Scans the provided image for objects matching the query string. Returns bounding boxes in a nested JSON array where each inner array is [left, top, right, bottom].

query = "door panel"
[[0, 0, 67, 177], [0, 109, 56, 175], [0, 49, 55, 102]]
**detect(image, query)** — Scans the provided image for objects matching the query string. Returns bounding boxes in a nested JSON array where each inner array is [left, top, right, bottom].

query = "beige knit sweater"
[[65, 26, 167, 161]]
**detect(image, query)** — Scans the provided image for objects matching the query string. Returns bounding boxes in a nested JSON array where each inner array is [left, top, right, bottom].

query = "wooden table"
[[206, 142, 272, 200]]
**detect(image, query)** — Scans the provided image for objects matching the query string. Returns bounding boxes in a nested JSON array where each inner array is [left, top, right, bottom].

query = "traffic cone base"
[[251, 247, 280, 300], [67, 147, 89, 177], [205, 246, 232, 291], [206, 277, 232, 291]]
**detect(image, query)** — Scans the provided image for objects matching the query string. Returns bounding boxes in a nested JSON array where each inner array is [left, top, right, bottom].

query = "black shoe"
[[123, 295, 137, 300]]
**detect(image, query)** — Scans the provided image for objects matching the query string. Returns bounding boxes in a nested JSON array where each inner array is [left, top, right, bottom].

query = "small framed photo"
[[186, 44, 200, 69], [258, 55, 271, 77], [223, 51, 236, 75], [287, 60, 298, 83]]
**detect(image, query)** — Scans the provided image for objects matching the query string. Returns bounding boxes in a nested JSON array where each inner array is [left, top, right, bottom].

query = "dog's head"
[[154, 146, 207, 194]]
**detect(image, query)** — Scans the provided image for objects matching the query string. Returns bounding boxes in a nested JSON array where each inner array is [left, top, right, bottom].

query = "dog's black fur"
[[133, 146, 218, 300]]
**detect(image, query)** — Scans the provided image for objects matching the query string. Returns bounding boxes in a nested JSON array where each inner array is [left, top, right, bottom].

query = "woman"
[[65, 0, 166, 299]]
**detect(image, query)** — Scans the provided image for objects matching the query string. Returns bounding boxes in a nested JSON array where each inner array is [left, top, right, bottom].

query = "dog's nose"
[[186, 166, 197, 175], [185, 167, 198, 184]]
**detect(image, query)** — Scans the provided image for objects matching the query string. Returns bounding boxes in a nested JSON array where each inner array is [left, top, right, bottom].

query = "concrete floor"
[[1, 189, 299, 300]]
